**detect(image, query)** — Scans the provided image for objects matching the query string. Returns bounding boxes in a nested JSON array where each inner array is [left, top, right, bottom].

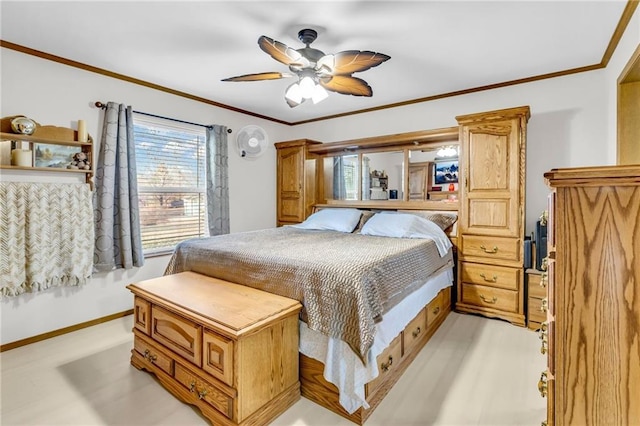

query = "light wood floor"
[[0, 312, 546, 425]]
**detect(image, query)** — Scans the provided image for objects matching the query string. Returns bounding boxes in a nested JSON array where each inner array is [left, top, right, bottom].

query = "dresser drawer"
[[528, 297, 547, 323], [427, 290, 446, 325], [366, 335, 402, 397], [527, 272, 546, 299], [152, 305, 202, 366], [461, 235, 520, 262], [403, 309, 426, 356], [174, 362, 235, 420], [133, 332, 174, 376], [203, 329, 234, 387], [461, 262, 521, 291], [460, 283, 519, 313]]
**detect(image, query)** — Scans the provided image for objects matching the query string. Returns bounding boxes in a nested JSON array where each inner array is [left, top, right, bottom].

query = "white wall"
[[0, 49, 292, 344]]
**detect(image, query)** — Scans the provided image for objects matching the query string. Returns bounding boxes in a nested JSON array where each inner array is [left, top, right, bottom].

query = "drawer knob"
[[479, 294, 498, 304], [432, 306, 441, 316], [540, 298, 548, 313], [538, 371, 548, 398], [479, 273, 498, 283], [198, 389, 208, 400], [540, 271, 548, 288], [189, 381, 196, 393], [480, 245, 498, 254], [412, 326, 422, 338], [381, 355, 393, 372], [539, 322, 548, 354], [143, 349, 157, 362]]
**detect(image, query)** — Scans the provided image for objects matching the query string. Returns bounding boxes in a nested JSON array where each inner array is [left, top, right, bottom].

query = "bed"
[[164, 207, 458, 424]]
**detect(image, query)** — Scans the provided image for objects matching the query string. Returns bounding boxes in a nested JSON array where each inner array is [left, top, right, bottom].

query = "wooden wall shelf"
[[0, 116, 94, 189]]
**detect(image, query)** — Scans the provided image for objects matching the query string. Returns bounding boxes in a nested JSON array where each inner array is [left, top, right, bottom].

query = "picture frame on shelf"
[[34, 143, 79, 169], [434, 160, 459, 184]]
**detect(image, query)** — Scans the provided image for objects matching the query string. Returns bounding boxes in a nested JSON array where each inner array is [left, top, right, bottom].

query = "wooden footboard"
[[300, 286, 451, 425]]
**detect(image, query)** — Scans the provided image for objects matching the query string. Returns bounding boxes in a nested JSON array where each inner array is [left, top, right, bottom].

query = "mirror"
[[322, 142, 458, 202], [362, 151, 404, 200], [408, 145, 459, 201], [324, 154, 360, 200]]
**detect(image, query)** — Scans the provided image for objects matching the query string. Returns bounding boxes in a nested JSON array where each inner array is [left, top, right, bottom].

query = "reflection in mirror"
[[324, 154, 359, 200], [408, 144, 459, 201], [362, 151, 404, 200]]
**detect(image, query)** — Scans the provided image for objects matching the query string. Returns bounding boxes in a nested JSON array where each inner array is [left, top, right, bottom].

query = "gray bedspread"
[[165, 227, 453, 361]]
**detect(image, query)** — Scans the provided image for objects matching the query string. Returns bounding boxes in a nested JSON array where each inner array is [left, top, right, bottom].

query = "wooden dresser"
[[540, 165, 640, 426], [275, 139, 322, 226], [127, 272, 302, 426], [455, 106, 530, 326], [526, 268, 546, 330]]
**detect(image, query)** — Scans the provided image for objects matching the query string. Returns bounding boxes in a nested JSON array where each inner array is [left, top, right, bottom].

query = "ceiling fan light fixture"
[[223, 29, 390, 107], [299, 76, 316, 98], [285, 82, 303, 104], [311, 84, 328, 104], [436, 146, 459, 158]]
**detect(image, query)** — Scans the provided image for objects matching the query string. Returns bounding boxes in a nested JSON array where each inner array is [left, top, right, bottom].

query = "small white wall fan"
[[235, 125, 268, 159]]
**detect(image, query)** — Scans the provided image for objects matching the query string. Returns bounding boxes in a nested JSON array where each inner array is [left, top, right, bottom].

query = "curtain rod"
[[94, 101, 232, 133]]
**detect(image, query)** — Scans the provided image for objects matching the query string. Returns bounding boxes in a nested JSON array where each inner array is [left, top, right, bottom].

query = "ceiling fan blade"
[[221, 72, 293, 82], [332, 50, 391, 75], [258, 36, 308, 67], [320, 75, 373, 97]]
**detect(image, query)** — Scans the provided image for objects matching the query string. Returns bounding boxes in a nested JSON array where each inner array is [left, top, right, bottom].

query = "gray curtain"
[[333, 156, 346, 200], [93, 102, 144, 271], [206, 125, 230, 236]]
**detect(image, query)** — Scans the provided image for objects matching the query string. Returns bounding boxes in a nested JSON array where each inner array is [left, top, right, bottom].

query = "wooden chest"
[[127, 272, 302, 426]]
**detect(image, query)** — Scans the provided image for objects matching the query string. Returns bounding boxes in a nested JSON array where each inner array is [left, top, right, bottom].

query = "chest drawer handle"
[[412, 326, 422, 338], [198, 389, 208, 400], [479, 294, 498, 304], [479, 273, 498, 283], [540, 298, 548, 313], [539, 322, 548, 354], [432, 306, 441, 316], [479, 245, 498, 254], [380, 356, 393, 372], [538, 371, 548, 398], [189, 381, 196, 393], [143, 349, 157, 362], [540, 271, 548, 288]]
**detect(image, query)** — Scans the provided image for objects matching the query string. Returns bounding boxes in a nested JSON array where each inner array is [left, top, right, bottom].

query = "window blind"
[[133, 114, 207, 255]]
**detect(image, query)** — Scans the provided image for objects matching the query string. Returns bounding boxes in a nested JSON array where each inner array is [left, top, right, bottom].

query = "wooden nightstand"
[[526, 268, 545, 330]]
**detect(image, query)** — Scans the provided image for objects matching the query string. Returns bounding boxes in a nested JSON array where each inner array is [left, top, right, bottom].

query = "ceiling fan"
[[222, 28, 391, 108]]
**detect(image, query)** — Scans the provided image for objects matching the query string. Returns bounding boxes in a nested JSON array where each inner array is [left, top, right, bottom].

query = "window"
[[133, 114, 207, 255]]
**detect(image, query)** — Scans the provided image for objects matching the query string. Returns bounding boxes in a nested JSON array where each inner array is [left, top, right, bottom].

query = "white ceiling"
[[0, 1, 629, 125]]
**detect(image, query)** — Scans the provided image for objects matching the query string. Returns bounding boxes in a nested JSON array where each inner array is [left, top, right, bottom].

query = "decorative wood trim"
[[317, 200, 459, 211], [306, 127, 459, 154], [618, 43, 640, 84], [601, 0, 639, 67], [0, 309, 134, 352], [2, 0, 636, 126], [0, 40, 290, 126]]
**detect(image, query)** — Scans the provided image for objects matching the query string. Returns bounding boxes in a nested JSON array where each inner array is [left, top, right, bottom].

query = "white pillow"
[[292, 208, 363, 233], [360, 213, 452, 256]]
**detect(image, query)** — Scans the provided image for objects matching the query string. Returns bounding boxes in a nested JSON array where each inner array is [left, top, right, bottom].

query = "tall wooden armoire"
[[455, 106, 530, 326]]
